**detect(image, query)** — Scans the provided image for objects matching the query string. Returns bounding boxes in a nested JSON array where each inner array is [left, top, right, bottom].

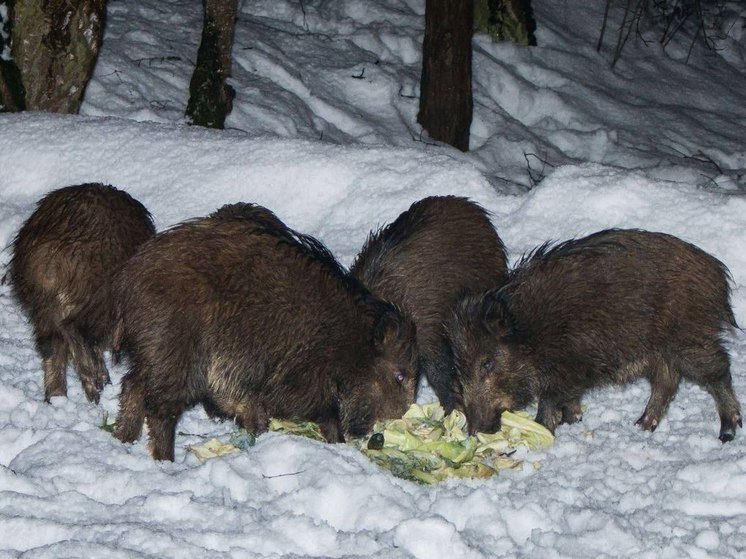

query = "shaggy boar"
[[8, 183, 155, 403], [449, 228, 742, 442], [351, 196, 507, 412], [112, 203, 418, 461]]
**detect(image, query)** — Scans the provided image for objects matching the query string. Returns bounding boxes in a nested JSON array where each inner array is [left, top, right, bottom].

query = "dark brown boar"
[[448, 228, 742, 442], [112, 203, 418, 461], [350, 196, 508, 412], [8, 183, 156, 403]]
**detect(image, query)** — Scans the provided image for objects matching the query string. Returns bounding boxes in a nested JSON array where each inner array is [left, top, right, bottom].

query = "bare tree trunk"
[[418, 0, 474, 152], [474, 0, 536, 46], [1, 1, 26, 111], [8, 0, 106, 113], [186, 0, 237, 129], [0, 58, 25, 111]]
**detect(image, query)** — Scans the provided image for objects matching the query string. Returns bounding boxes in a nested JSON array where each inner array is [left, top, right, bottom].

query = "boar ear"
[[481, 287, 515, 339], [373, 305, 409, 352]]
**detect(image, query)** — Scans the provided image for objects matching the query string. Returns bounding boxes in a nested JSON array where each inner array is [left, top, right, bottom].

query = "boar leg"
[[232, 399, 271, 434], [37, 332, 68, 401], [114, 369, 147, 444], [636, 358, 679, 432], [713, 394, 742, 443], [677, 347, 741, 442], [63, 326, 110, 404], [536, 396, 562, 433], [207, 383, 271, 433], [698, 362, 741, 442], [202, 397, 225, 420], [319, 416, 345, 443], [560, 398, 583, 425], [701, 370, 741, 443], [422, 352, 456, 414], [707, 374, 742, 442], [147, 411, 180, 462]]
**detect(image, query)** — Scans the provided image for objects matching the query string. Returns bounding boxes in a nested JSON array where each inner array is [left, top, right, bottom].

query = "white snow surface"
[[2, 0, 746, 557]]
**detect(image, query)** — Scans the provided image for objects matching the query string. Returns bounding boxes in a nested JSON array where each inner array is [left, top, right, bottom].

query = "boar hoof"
[[44, 387, 67, 403], [96, 371, 112, 389], [561, 402, 583, 425], [719, 431, 735, 443], [113, 422, 141, 444], [718, 413, 741, 443], [635, 414, 658, 432], [82, 384, 102, 405]]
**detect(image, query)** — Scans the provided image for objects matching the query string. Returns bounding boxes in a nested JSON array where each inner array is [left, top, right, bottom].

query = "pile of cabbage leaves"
[[188, 403, 554, 484]]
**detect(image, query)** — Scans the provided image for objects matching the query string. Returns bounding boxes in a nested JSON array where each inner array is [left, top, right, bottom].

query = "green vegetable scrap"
[[353, 403, 554, 484], [99, 411, 115, 433], [186, 419, 325, 462], [188, 438, 241, 462], [267, 418, 327, 441], [185, 403, 553, 484], [229, 429, 257, 450]]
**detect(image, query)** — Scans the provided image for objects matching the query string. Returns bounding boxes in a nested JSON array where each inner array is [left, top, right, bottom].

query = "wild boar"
[[351, 196, 507, 412], [8, 183, 155, 403], [112, 203, 418, 461], [448, 228, 742, 442]]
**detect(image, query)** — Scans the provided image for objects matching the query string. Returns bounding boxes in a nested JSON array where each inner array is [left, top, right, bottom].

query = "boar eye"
[[481, 358, 494, 373], [394, 371, 406, 385]]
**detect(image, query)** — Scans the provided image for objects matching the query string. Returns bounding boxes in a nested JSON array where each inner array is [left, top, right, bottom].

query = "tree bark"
[[418, 0, 474, 152], [474, 0, 536, 46], [0, 58, 26, 111], [8, 0, 106, 113], [1, 1, 26, 111], [185, 0, 237, 129]]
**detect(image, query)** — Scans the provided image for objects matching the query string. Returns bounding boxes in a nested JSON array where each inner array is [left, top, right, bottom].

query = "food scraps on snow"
[[186, 403, 554, 484]]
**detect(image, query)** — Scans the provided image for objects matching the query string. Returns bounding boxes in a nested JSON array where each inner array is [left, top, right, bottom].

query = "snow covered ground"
[[2, 0, 746, 557]]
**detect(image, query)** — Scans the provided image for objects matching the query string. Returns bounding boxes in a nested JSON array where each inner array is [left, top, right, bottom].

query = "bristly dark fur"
[[211, 203, 390, 316], [353, 197, 439, 280], [209, 201, 286, 228], [448, 228, 741, 442], [510, 233, 629, 273], [9, 183, 155, 403], [511, 229, 738, 328], [351, 196, 508, 412], [112, 203, 418, 461]]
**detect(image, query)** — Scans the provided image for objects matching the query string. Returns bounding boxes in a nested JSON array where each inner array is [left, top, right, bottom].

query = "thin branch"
[[685, 23, 701, 63], [177, 431, 215, 438], [611, 0, 645, 68], [262, 470, 306, 479], [133, 56, 182, 67], [607, 0, 731, 64], [242, 16, 334, 41], [697, 173, 721, 190], [398, 85, 417, 99], [299, 0, 309, 31], [524, 151, 554, 188], [686, 150, 724, 175], [597, 0, 613, 52], [410, 129, 440, 148]]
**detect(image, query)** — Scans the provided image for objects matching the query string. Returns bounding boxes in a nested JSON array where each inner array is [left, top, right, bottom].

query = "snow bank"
[[2, 0, 746, 555], [1, 115, 745, 557]]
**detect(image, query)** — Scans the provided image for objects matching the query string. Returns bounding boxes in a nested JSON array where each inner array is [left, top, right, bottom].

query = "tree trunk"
[[474, 0, 536, 46], [1, 1, 26, 111], [418, 0, 474, 152], [185, 0, 237, 129], [0, 58, 26, 111], [8, 0, 106, 113]]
